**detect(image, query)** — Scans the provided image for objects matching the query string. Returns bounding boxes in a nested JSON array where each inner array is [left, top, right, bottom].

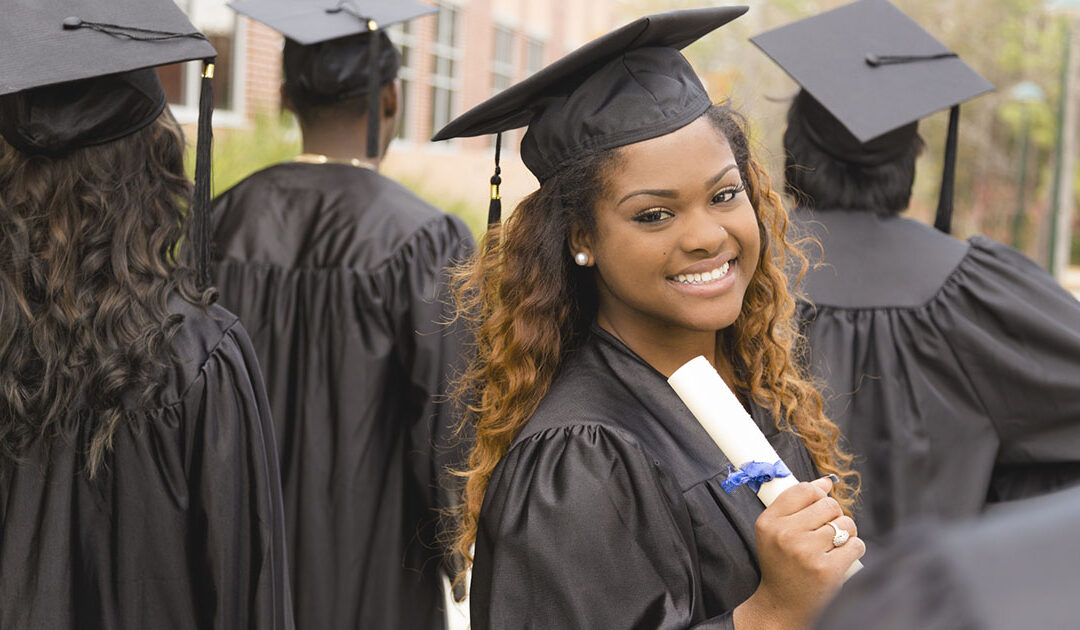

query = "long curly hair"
[[450, 103, 857, 584], [0, 109, 212, 477]]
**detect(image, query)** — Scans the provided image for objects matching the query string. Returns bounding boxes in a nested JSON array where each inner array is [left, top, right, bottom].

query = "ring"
[[828, 521, 850, 547]]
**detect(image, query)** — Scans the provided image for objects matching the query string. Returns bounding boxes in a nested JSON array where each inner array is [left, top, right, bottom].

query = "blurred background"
[[164, 0, 1080, 294]]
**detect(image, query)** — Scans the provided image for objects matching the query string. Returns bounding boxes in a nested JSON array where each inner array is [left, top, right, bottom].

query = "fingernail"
[[826, 473, 840, 484]]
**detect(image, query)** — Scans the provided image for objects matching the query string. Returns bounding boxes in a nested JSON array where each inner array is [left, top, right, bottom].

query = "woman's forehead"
[[607, 119, 738, 192]]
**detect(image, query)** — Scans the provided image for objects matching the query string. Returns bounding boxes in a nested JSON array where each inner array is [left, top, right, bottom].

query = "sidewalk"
[[1065, 266, 1080, 300]]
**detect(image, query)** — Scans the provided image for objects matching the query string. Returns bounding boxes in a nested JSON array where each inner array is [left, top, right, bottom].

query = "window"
[[387, 21, 417, 141], [525, 37, 544, 77], [492, 27, 515, 94], [159, 0, 246, 125], [430, 3, 462, 137]]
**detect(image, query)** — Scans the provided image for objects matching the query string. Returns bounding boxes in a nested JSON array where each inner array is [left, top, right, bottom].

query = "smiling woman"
[[435, 8, 860, 630]]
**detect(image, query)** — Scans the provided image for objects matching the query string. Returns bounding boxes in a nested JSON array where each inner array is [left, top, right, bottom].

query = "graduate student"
[[433, 8, 865, 629], [753, 0, 1080, 541], [815, 485, 1080, 630], [214, 1, 475, 628], [0, 1, 291, 628]]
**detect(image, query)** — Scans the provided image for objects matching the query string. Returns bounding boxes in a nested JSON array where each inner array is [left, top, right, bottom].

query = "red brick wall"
[[243, 19, 283, 117]]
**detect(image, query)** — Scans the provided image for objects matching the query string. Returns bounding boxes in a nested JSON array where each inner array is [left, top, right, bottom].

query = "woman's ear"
[[568, 224, 594, 267]]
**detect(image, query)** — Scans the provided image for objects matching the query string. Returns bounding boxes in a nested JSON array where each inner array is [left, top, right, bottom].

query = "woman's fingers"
[[768, 477, 834, 516], [827, 533, 866, 565], [814, 515, 858, 550]]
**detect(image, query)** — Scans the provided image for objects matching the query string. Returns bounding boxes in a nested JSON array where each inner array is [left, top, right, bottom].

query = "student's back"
[[0, 13, 291, 621], [213, 162, 472, 629]]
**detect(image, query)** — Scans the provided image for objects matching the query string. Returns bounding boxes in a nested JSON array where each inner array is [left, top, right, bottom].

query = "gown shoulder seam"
[[215, 212, 466, 276], [798, 239, 975, 312], [166, 318, 245, 408]]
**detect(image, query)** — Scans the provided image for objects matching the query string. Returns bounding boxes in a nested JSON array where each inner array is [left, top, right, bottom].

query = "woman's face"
[[574, 115, 761, 340]]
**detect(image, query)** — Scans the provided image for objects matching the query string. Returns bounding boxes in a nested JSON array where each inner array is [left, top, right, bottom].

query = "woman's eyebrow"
[[616, 188, 678, 206], [615, 164, 741, 207], [706, 164, 739, 188]]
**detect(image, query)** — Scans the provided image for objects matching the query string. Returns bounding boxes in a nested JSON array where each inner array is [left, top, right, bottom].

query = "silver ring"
[[828, 520, 850, 547]]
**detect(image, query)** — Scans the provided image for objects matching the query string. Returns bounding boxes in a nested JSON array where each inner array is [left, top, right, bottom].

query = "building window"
[[492, 26, 515, 95], [525, 37, 544, 77], [159, 0, 245, 125], [430, 3, 461, 137], [387, 21, 417, 141]]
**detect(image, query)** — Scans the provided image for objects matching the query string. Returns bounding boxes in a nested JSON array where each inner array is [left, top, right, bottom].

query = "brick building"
[[167, 0, 621, 214]]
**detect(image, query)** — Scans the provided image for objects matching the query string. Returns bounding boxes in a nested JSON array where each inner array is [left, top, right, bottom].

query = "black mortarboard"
[[751, 0, 994, 233], [432, 7, 749, 225], [229, 0, 436, 158], [0, 0, 218, 285]]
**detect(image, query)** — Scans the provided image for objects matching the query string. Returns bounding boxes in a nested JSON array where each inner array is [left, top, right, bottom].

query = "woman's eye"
[[712, 184, 746, 205], [633, 208, 673, 223]]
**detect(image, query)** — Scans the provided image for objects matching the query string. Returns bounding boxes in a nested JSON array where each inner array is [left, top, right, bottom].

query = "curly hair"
[[450, 103, 857, 587], [0, 109, 212, 477]]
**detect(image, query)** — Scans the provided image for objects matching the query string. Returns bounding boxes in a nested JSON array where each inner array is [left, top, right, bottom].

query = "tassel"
[[488, 132, 503, 226], [366, 20, 381, 159], [193, 60, 215, 289], [933, 105, 960, 234]]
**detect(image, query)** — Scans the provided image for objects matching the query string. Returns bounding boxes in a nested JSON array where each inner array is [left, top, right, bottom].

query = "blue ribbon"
[[720, 460, 792, 494]]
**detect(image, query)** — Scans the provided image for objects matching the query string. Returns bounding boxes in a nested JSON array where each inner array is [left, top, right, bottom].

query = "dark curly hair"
[[0, 109, 212, 476]]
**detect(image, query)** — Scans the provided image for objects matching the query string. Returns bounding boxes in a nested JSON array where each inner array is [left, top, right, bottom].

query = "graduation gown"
[[0, 298, 292, 629], [212, 162, 475, 630], [795, 209, 1080, 541], [815, 484, 1080, 630], [471, 327, 819, 630]]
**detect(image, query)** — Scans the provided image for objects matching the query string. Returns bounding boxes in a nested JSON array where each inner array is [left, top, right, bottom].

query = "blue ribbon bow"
[[720, 460, 792, 494]]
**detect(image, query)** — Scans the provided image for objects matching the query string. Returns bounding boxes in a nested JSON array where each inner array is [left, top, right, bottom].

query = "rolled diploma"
[[668, 356, 862, 578]]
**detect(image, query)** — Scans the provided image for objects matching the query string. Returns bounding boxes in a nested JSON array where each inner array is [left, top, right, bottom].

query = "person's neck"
[[300, 126, 381, 170], [596, 313, 735, 384]]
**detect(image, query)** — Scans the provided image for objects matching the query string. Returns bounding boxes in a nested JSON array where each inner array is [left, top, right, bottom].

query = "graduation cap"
[[0, 0, 218, 286], [751, 0, 994, 233], [229, 0, 437, 159], [432, 7, 749, 226]]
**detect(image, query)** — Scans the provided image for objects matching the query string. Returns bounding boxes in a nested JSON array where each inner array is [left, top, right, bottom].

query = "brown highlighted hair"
[[0, 109, 211, 477], [450, 103, 856, 587]]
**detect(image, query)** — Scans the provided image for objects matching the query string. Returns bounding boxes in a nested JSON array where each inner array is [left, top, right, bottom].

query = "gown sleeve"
[[471, 425, 734, 630], [393, 214, 476, 574], [181, 320, 293, 630], [939, 237, 1080, 501]]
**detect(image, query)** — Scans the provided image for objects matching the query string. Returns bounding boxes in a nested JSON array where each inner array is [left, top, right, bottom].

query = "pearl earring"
[[574, 252, 589, 266]]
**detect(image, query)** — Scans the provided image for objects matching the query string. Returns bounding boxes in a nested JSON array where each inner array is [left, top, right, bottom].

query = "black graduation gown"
[[212, 162, 475, 630], [471, 327, 820, 630], [815, 484, 1080, 630], [795, 209, 1080, 541], [0, 298, 292, 629]]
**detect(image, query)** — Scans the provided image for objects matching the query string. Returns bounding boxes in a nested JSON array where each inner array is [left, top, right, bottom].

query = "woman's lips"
[[666, 259, 738, 296]]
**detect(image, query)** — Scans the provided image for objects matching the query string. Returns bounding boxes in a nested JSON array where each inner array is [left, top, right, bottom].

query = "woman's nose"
[[678, 207, 728, 255]]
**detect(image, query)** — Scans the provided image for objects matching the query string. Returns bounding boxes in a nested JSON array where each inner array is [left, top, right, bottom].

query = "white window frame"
[[429, 2, 463, 143], [492, 25, 516, 96], [387, 22, 418, 144], [169, 0, 248, 128]]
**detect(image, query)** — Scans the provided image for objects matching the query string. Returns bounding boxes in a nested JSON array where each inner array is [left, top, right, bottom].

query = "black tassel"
[[488, 132, 503, 226], [933, 105, 960, 234], [366, 20, 381, 159], [193, 60, 215, 288]]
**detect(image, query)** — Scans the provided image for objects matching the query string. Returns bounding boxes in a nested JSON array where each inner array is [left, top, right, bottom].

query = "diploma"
[[668, 356, 862, 577]]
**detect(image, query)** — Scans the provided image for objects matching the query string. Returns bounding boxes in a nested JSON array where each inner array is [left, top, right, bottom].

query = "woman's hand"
[[733, 475, 865, 630]]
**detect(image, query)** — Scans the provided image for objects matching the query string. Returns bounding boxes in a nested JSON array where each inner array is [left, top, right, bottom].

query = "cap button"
[[62, 16, 83, 29]]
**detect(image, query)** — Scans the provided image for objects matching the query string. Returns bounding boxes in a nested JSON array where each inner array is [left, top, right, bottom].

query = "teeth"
[[673, 261, 732, 285]]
